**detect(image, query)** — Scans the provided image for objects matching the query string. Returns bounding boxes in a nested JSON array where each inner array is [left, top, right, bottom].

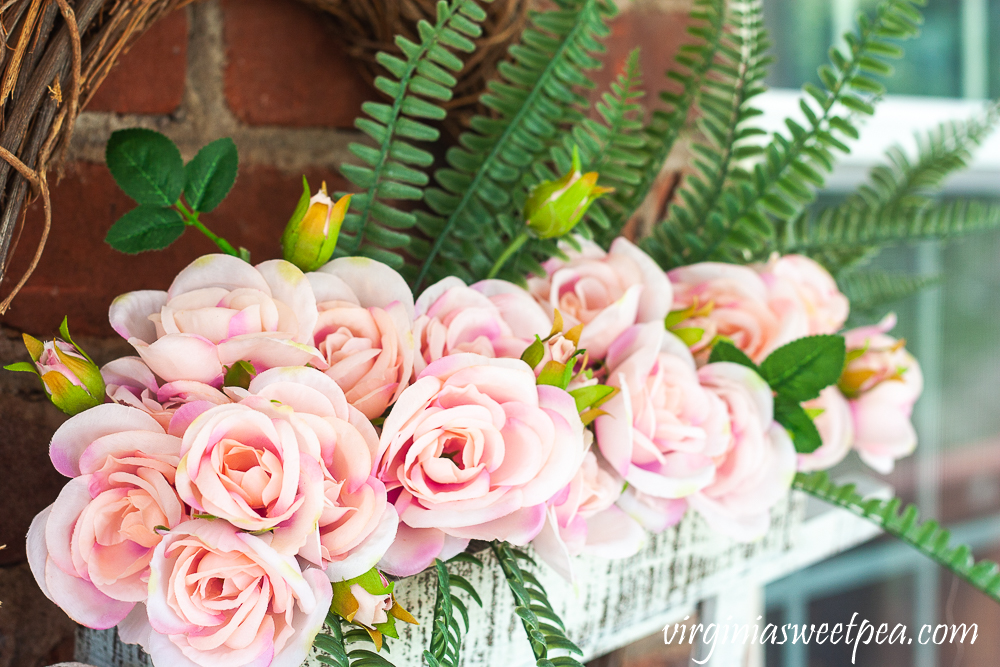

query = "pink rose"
[[688, 363, 797, 541], [527, 237, 673, 359], [841, 313, 923, 474], [175, 400, 325, 557], [757, 254, 849, 335], [668, 262, 808, 363], [796, 386, 855, 472], [102, 357, 231, 435], [412, 277, 552, 374], [307, 257, 416, 420], [144, 519, 332, 667], [349, 584, 393, 629], [240, 367, 398, 581], [615, 486, 688, 533], [532, 448, 644, 581], [595, 323, 731, 499], [109, 254, 325, 384], [27, 404, 184, 629], [376, 354, 587, 576]]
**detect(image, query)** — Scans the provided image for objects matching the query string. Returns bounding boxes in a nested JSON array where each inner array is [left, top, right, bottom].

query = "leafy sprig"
[[424, 554, 484, 667], [314, 613, 397, 667], [709, 334, 846, 453], [796, 471, 1000, 603], [337, 0, 492, 271], [492, 541, 584, 667], [104, 129, 244, 258]]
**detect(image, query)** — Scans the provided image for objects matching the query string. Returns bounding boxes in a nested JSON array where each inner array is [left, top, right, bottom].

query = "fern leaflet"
[[612, 0, 727, 231], [424, 555, 484, 667], [661, 0, 925, 266], [795, 471, 1000, 603], [314, 613, 397, 667], [492, 541, 584, 667], [839, 270, 939, 314], [642, 0, 770, 269], [338, 0, 491, 269], [413, 0, 614, 289]]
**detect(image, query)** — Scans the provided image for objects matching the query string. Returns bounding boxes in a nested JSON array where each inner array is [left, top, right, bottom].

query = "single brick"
[[221, 0, 372, 128], [85, 10, 189, 115], [2, 162, 350, 337]]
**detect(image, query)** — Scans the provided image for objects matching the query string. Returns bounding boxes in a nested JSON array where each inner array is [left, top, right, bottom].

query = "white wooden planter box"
[[68, 490, 880, 667]]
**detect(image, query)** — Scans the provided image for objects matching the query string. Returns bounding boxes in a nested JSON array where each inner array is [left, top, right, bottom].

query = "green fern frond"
[[846, 105, 999, 211], [642, 0, 771, 269], [552, 47, 648, 246], [784, 199, 1000, 258], [838, 270, 939, 313], [613, 0, 728, 230], [492, 541, 584, 667], [424, 555, 484, 667], [657, 0, 925, 267], [315, 613, 397, 667], [337, 0, 492, 269], [795, 471, 1000, 604], [412, 0, 615, 289], [777, 105, 1000, 273]]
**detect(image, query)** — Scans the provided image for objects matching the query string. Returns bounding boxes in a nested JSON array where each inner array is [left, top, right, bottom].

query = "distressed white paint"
[[72, 491, 880, 667]]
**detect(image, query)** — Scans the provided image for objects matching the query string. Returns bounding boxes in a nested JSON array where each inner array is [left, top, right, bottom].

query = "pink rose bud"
[[281, 176, 352, 272], [5, 318, 105, 415], [330, 567, 417, 651], [840, 313, 923, 474]]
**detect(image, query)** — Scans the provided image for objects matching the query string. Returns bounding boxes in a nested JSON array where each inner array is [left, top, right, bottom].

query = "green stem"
[[176, 200, 239, 257], [487, 231, 530, 279]]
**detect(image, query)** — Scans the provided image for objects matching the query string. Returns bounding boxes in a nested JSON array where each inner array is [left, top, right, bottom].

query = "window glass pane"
[[762, 0, 966, 97]]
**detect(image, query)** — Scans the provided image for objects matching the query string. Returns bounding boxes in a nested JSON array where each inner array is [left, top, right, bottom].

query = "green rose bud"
[[524, 146, 614, 239], [280, 176, 351, 272], [4, 317, 105, 415]]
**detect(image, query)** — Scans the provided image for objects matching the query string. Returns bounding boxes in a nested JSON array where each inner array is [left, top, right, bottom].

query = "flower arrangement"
[[9, 0, 1000, 666]]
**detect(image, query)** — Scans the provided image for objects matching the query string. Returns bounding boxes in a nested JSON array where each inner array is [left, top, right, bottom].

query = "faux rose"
[[102, 356, 231, 435], [27, 404, 184, 629], [596, 322, 731, 499], [144, 519, 332, 667], [688, 363, 797, 541], [616, 486, 688, 533], [668, 262, 808, 363], [795, 386, 855, 472], [840, 313, 923, 474], [756, 254, 849, 335], [174, 399, 326, 557], [376, 354, 587, 577], [531, 448, 644, 581], [330, 567, 417, 650], [109, 254, 325, 384], [412, 277, 552, 374], [240, 367, 398, 581], [307, 257, 416, 420], [527, 237, 673, 360], [6, 319, 105, 415]]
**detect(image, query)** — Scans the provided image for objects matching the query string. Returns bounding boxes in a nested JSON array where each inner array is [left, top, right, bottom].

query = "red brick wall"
[[0, 1, 693, 664]]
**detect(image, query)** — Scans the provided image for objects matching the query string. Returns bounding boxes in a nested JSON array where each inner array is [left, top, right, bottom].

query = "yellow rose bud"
[[523, 146, 614, 239], [281, 176, 351, 272]]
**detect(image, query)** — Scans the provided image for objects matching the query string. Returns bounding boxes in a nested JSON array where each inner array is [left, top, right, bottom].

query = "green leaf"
[[3, 361, 38, 374], [184, 137, 239, 213], [758, 335, 846, 401], [773, 395, 822, 454], [520, 336, 545, 369], [568, 384, 616, 412], [223, 360, 256, 390], [707, 339, 757, 369], [106, 128, 185, 206], [105, 206, 186, 254]]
